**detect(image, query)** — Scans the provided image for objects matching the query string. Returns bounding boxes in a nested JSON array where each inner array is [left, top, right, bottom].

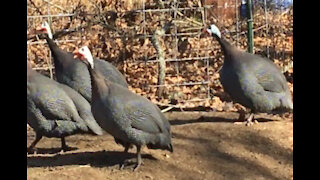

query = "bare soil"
[[27, 111, 293, 180]]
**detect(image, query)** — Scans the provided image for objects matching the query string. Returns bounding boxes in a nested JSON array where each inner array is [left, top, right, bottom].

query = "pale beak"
[[205, 28, 211, 35], [73, 49, 80, 59], [201, 27, 211, 37], [36, 26, 46, 33]]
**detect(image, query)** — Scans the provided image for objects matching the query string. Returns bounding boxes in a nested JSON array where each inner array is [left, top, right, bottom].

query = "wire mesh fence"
[[27, 0, 293, 110]]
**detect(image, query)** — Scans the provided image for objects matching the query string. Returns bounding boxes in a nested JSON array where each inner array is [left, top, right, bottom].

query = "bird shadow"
[[169, 115, 275, 126], [27, 147, 78, 155], [170, 117, 233, 125], [27, 150, 157, 168]]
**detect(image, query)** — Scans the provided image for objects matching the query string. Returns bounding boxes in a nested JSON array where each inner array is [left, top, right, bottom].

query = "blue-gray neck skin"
[[87, 64, 110, 102], [44, 36, 73, 72], [213, 34, 236, 62]]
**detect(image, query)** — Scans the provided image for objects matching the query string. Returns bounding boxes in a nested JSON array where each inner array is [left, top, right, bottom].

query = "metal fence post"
[[247, 0, 254, 53]]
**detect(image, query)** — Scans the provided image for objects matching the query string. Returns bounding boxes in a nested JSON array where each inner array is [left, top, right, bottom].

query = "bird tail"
[[168, 143, 173, 153], [85, 119, 105, 135], [79, 110, 105, 135], [281, 94, 293, 111]]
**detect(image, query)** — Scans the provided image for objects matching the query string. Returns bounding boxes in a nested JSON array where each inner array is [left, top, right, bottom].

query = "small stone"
[[145, 175, 153, 179]]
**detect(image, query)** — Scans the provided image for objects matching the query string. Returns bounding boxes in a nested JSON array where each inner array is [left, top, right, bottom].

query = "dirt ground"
[[27, 111, 293, 180]]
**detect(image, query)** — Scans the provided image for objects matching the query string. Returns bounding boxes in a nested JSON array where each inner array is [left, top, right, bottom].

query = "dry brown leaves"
[[27, 0, 293, 112]]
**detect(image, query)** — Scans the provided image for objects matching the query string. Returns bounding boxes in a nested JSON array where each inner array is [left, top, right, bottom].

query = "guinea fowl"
[[36, 21, 128, 103], [27, 62, 104, 153], [205, 24, 293, 126], [73, 46, 173, 171]]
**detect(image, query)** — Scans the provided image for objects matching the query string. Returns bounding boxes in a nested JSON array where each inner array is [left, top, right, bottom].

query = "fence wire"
[[27, 0, 293, 108]]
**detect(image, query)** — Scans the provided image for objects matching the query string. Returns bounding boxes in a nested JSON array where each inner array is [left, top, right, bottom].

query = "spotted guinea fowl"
[[73, 46, 173, 171], [205, 24, 293, 126], [27, 62, 104, 153], [36, 21, 128, 103]]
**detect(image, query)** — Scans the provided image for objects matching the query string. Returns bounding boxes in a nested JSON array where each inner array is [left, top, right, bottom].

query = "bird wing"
[[59, 84, 105, 135], [60, 59, 93, 102], [239, 53, 288, 93], [36, 95, 76, 122], [255, 71, 285, 93], [28, 81, 81, 123], [94, 59, 128, 88], [123, 99, 165, 134], [253, 58, 288, 93], [154, 104, 171, 132]]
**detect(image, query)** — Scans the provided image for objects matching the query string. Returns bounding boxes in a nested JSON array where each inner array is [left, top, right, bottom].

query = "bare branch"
[[151, 21, 173, 98], [28, 0, 43, 15], [42, 0, 69, 14]]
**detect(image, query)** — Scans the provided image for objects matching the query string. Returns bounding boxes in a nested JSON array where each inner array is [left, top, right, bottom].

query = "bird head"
[[73, 46, 94, 69], [36, 21, 53, 39], [203, 24, 221, 39]]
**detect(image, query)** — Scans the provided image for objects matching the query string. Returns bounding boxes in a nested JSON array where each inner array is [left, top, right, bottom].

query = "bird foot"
[[133, 162, 141, 172], [119, 163, 125, 170], [119, 159, 143, 171], [234, 119, 258, 126], [119, 159, 135, 170], [60, 145, 76, 153], [245, 119, 258, 126], [245, 120, 254, 126], [234, 113, 257, 126]]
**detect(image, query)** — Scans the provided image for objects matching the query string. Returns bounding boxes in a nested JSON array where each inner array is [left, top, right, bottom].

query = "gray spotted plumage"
[[27, 64, 104, 153], [58, 84, 104, 136], [83, 60, 173, 171], [44, 36, 128, 103], [208, 26, 293, 124]]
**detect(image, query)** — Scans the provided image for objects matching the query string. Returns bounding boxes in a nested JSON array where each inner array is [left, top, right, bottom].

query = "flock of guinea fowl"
[[27, 21, 293, 171]]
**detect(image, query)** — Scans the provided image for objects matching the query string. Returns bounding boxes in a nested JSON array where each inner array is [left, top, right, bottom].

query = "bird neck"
[[215, 37, 237, 62], [86, 54, 95, 69], [45, 35, 58, 52], [88, 66, 110, 101], [46, 25, 53, 39], [45, 36, 72, 70]]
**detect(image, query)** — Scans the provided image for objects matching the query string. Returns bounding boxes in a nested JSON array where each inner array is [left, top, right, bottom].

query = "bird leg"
[[238, 109, 246, 121], [235, 111, 258, 126], [245, 113, 255, 126], [119, 144, 143, 171], [133, 145, 142, 172], [234, 109, 247, 125], [60, 137, 73, 152], [119, 144, 131, 170], [124, 144, 130, 153], [245, 113, 258, 126], [27, 133, 42, 154]]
